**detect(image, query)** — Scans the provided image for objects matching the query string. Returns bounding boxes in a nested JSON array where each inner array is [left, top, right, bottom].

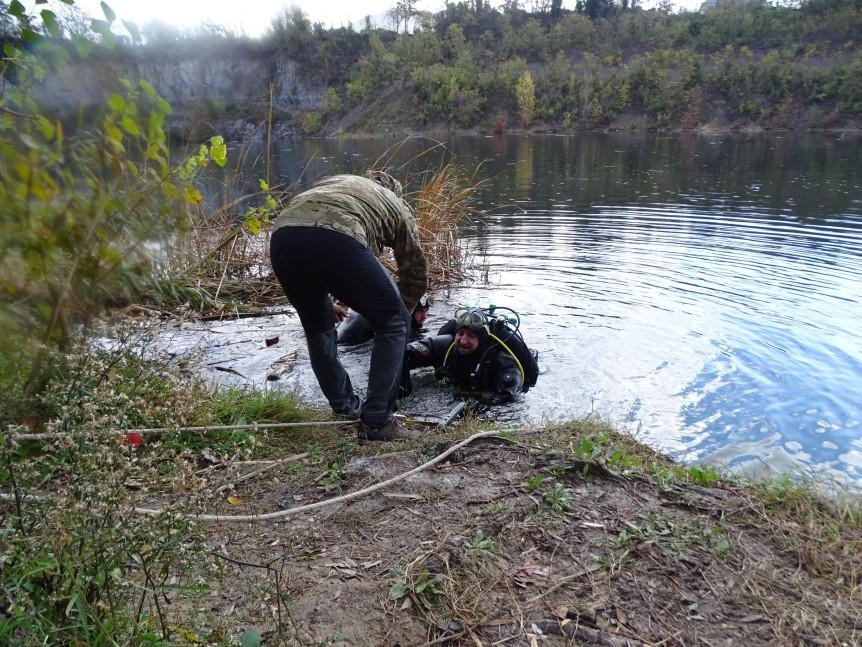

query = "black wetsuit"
[[403, 319, 536, 402]]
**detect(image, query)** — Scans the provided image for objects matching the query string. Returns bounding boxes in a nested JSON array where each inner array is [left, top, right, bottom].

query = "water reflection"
[[203, 133, 862, 485]]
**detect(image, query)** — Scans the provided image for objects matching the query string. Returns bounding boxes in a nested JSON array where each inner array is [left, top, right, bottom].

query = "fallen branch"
[[526, 562, 604, 603], [10, 419, 348, 441], [214, 452, 309, 495], [135, 430, 505, 522]]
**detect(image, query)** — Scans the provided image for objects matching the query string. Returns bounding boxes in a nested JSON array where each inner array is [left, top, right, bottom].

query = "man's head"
[[452, 308, 488, 355], [413, 307, 428, 326], [412, 294, 433, 327], [454, 327, 481, 355], [365, 170, 403, 198]]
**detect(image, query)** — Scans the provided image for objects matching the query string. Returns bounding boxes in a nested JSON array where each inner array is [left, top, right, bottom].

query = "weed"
[[210, 387, 311, 425], [543, 483, 573, 513], [464, 529, 497, 556], [523, 473, 544, 492], [320, 458, 345, 489], [608, 448, 643, 473], [389, 568, 446, 613], [570, 434, 611, 461], [488, 501, 508, 514], [648, 462, 687, 492], [687, 465, 721, 487], [613, 514, 732, 558], [754, 473, 816, 507]]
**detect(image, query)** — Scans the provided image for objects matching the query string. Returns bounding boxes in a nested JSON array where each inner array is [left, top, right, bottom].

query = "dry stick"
[[213, 452, 309, 495], [10, 419, 348, 441], [213, 234, 238, 303], [526, 563, 604, 603], [135, 430, 503, 522]]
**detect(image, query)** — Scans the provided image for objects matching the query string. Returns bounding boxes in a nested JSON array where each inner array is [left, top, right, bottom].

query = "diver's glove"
[[399, 356, 414, 399]]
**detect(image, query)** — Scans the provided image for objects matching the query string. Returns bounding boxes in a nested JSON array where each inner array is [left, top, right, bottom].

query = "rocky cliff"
[[35, 47, 324, 140]]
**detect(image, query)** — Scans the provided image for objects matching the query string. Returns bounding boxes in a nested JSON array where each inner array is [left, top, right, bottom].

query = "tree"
[[516, 70, 536, 124], [551, 0, 564, 17], [388, 0, 418, 33], [268, 7, 314, 60], [1, 3, 226, 391]]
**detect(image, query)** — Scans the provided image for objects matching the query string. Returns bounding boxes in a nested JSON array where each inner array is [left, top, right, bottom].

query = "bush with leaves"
[[0, 2, 227, 395]]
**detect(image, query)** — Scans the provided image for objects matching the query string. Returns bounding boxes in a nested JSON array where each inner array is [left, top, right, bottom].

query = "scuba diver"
[[338, 294, 433, 346], [402, 306, 539, 402]]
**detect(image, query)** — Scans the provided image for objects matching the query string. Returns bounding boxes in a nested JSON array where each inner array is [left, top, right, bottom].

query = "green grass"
[[210, 387, 314, 425]]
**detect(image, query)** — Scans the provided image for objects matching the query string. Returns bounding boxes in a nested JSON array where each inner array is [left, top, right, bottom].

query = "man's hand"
[[331, 299, 349, 323]]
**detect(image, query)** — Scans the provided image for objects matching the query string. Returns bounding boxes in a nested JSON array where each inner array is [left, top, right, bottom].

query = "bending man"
[[269, 171, 428, 441]]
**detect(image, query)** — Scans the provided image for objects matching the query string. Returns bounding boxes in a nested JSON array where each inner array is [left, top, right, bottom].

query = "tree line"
[[3, 0, 861, 131]]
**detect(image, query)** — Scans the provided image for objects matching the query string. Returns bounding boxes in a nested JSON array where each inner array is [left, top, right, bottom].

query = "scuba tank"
[[484, 311, 539, 391]]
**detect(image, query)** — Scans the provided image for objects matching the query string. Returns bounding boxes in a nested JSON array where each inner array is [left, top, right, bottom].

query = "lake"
[[200, 132, 862, 485]]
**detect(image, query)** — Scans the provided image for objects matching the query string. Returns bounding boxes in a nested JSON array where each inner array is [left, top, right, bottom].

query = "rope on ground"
[[134, 430, 503, 523], [9, 419, 349, 441]]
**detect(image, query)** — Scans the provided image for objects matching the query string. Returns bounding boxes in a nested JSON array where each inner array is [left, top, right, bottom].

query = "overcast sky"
[[25, 0, 697, 38]]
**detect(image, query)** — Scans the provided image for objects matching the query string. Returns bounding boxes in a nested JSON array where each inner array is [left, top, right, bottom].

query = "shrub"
[[299, 111, 323, 134]]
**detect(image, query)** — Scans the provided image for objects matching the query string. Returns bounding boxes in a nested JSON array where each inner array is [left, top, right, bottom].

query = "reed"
[[136, 155, 481, 315], [407, 162, 481, 287]]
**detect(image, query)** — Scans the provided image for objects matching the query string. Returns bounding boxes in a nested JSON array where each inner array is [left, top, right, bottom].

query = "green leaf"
[[183, 186, 203, 204], [36, 0, 49, 4], [155, 96, 172, 115], [139, 79, 156, 99], [102, 30, 118, 49], [21, 28, 43, 46], [245, 216, 261, 235], [124, 20, 141, 43], [239, 629, 262, 647], [9, 1, 25, 19], [19, 134, 41, 150], [388, 583, 407, 600], [90, 18, 110, 35], [37, 116, 55, 140], [105, 124, 123, 144], [120, 116, 140, 136], [108, 92, 126, 112], [101, 1, 116, 23], [41, 10, 61, 38], [72, 35, 93, 57], [91, 19, 117, 48], [210, 136, 227, 167]]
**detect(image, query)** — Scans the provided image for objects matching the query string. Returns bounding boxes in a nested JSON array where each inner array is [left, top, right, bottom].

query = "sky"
[[28, 0, 444, 36], [25, 0, 698, 38]]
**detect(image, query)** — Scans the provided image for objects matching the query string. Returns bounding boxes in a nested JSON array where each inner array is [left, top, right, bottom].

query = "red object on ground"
[[126, 433, 143, 449]]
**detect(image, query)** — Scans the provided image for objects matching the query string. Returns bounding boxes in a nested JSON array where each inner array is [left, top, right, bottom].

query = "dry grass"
[[410, 162, 481, 287], [113, 411, 862, 646]]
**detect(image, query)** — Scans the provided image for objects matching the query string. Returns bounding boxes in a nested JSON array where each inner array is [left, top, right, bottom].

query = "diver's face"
[[455, 328, 480, 354], [413, 307, 428, 325]]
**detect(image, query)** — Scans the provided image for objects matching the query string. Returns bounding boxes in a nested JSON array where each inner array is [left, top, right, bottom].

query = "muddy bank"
[[155, 419, 861, 647]]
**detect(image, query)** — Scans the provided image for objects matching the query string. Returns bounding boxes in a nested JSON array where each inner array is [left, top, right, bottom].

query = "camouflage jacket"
[[271, 175, 428, 311]]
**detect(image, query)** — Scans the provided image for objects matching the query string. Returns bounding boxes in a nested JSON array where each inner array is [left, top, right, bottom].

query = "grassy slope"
[[2, 342, 859, 645]]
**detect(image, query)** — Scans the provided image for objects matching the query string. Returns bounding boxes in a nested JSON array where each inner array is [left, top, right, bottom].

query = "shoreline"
[[3, 331, 861, 645]]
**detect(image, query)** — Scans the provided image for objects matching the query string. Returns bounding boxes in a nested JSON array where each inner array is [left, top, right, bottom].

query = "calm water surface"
[[210, 133, 862, 483]]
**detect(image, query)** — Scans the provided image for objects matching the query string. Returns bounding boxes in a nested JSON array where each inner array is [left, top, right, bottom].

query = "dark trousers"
[[269, 226, 410, 428]]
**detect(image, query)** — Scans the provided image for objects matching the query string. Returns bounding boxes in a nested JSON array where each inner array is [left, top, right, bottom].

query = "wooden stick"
[[11, 419, 348, 441]]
